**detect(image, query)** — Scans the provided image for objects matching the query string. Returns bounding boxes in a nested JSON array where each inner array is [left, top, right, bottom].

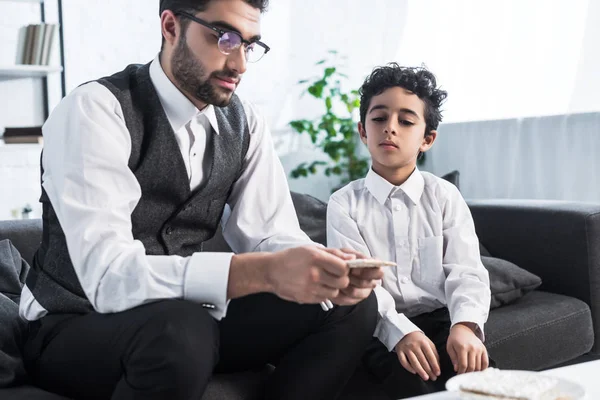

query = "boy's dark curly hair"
[[359, 63, 447, 136]]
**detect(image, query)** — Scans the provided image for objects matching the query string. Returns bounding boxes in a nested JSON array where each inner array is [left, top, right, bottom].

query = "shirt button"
[[401, 276, 410, 284], [165, 227, 173, 235], [394, 205, 402, 211]]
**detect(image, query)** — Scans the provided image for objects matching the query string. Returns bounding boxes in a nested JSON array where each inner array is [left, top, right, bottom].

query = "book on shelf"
[[15, 23, 58, 66], [2, 126, 43, 144]]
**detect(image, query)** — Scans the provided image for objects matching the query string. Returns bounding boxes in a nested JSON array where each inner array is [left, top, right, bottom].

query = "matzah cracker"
[[346, 259, 396, 268], [458, 368, 562, 400]]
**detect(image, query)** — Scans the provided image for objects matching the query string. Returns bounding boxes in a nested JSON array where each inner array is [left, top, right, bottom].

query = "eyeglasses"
[[175, 11, 270, 63]]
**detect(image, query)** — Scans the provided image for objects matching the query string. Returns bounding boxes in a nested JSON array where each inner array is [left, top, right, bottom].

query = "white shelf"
[[0, 65, 62, 80], [0, 0, 43, 3]]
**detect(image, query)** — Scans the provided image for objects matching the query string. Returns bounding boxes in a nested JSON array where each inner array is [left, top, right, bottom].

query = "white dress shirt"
[[327, 168, 491, 351], [19, 55, 313, 321]]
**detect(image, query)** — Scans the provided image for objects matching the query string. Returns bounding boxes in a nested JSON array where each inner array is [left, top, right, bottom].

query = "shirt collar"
[[365, 167, 425, 206], [149, 55, 220, 135]]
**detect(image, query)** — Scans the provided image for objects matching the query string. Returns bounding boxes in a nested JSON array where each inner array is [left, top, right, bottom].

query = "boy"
[[327, 63, 492, 399]]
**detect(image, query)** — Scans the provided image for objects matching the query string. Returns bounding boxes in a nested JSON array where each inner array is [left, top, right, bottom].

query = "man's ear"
[[358, 122, 368, 145], [161, 10, 180, 49], [420, 130, 437, 153]]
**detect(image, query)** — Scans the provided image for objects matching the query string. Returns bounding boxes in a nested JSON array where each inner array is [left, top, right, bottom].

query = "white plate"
[[446, 369, 586, 399]]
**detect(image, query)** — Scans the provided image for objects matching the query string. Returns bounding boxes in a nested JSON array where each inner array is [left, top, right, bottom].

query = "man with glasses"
[[20, 1, 382, 399]]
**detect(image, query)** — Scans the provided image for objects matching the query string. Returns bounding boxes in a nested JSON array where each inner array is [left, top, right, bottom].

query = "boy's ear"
[[420, 130, 437, 152], [358, 122, 368, 145]]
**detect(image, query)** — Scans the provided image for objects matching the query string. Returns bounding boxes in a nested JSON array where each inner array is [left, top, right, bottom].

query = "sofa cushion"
[[201, 367, 272, 400], [0, 385, 71, 400], [0, 294, 28, 389], [481, 256, 542, 309], [0, 240, 30, 388], [486, 291, 593, 370]]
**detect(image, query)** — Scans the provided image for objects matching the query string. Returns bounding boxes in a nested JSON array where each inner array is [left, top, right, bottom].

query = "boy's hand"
[[395, 331, 441, 381], [446, 322, 489, 374]]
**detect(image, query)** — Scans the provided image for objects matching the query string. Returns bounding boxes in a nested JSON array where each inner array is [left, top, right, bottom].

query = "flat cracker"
[[347, 259, 396, 268]]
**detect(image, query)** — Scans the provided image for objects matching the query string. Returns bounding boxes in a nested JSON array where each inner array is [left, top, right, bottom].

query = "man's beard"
[[171, 36, 238, 107]]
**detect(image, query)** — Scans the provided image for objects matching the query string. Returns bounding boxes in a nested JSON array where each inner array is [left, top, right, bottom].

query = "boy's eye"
[[400, 120, 414, 126], [371, 117, 387, 122]]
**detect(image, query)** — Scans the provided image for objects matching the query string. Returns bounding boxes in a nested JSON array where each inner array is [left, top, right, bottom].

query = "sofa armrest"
[[467, 199, 600, 354], [0, 219, 42, 267]]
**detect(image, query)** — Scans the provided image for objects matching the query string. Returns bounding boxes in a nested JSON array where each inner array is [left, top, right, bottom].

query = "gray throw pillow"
[[440, 170, 460, 189], [0, 239, 30, 388], [481, 255, 542, 309], [291, 192, 327, 246], [0, 293, 28, 388]]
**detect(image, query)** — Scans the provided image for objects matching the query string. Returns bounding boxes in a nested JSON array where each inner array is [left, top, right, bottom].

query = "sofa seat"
[[486, 291, 594, 370], [0, 367, 272, 400]]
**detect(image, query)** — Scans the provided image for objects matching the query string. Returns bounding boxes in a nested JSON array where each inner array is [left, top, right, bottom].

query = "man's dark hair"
[[159, 0, 269, 50], [359, 63, 447, 136], [159, 0, 269, 15]]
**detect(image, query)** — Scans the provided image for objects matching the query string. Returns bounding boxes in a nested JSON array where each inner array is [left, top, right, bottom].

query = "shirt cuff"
[[451, 307, 488, 342], [374, 310, 422, 351], [183, 252, 233, 320]]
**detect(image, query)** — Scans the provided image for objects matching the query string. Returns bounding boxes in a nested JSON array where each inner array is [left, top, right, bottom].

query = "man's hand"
[[396, 331, 441, 381], [327, 248, 384, 306], [446, 323, 489, 374], [265, 246, 350, 304]]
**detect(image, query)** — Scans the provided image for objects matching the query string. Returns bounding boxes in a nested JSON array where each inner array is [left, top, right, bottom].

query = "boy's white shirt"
[[327, 168, 491, 352]]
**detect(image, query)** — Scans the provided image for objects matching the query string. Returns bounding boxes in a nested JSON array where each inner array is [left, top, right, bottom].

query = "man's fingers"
[[322, 247, 356, 261], [475, 350, 482, 372], [332, 287, 372, 306], [409, 351, 431, 381], [348, 275, 377, 289], [311, 285, 339, 302], [340, 286, 372, 299], [314, 250, 350, 277], [312, 267, 350, 290], [350, 267, 384, 281], [398, 352, 416, 374], [339, 248, 368, 259]]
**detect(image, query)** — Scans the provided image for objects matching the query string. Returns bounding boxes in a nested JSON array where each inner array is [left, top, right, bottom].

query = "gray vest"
[[27, 63, 250, 315]]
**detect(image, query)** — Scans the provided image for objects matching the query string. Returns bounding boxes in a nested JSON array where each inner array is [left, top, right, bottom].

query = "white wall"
[[425, 112, 600, 202]]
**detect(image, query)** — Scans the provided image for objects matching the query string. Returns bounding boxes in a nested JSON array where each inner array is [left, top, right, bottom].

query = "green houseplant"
[[288, 52, 370, 190]]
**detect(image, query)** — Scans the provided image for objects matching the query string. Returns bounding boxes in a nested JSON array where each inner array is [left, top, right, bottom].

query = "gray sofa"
[[0, 193, 599, 400]]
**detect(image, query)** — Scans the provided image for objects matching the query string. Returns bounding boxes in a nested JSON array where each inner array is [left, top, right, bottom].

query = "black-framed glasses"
[[175, 11, 270, 63]]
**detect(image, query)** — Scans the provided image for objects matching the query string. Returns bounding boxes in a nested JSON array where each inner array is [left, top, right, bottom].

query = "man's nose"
[[227, 46, 247, 75]]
